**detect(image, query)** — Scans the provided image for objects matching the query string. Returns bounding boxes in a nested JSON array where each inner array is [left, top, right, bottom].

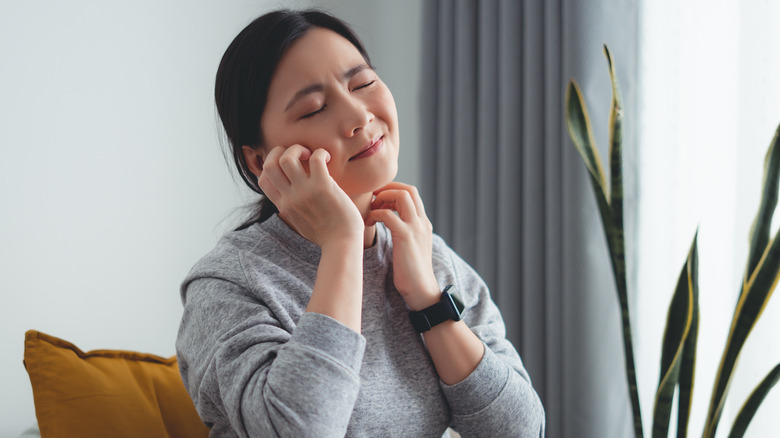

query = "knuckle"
[[263, 155, 280, 170], [278, 154, 297, 168], [267, 146, 284, 159]]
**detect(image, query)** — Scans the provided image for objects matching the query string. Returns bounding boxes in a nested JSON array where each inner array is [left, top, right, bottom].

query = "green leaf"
[[604, 43, 628, 322], [727, 362, 780, 438], [704, 227, 780, 437], [652, 233, 698, 438], [565, 80, 609, 199], [605, 45, 625, 234], [565, 52, 644, 438], [602, 45, 643, 438], [565, 77, 617, 284], [676, 233, 699, 438], [704, 126, 780, 437], [743, 123, 780, 297]]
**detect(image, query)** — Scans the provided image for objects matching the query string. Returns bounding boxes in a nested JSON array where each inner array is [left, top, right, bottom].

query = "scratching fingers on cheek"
[[280, 144, 313, 167], [309, 149, 332, 179], [261, 159, 292, 188], [278, 153, 308, 183], [263, 146, 285, 166], [310, 148, 331, 163], [261, 147, 285, 184], [295, 144, 313, 161]]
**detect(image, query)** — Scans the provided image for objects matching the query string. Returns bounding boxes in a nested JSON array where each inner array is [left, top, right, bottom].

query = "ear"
[[242, 145, 264, 179]]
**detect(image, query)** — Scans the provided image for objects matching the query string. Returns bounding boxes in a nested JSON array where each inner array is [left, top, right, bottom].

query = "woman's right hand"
[[258, 145, 364, 249]]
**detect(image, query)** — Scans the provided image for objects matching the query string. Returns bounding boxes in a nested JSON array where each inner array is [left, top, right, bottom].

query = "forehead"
[[268, 28, 365, 94]]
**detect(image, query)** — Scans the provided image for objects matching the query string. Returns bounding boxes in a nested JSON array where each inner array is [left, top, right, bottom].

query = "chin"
[[376, 163, 399, 189], [343, 166, 398, 197]]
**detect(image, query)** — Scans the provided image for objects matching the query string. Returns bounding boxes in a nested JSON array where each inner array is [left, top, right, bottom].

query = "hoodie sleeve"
[[432, 238, 545, 437], [176, 277, 366, 438]]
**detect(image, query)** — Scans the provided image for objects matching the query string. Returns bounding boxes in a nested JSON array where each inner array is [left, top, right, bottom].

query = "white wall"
[[0, 1, 421, 435]]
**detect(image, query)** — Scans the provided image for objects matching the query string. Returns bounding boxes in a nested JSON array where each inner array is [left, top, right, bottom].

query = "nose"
[[340, 95, 374, 138]]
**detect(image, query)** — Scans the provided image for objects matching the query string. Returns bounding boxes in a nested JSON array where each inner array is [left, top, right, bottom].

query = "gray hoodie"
[[176, 214, 545, 437]]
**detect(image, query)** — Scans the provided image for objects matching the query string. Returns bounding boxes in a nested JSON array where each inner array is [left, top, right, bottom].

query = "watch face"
[[445, 285, 465, 314]]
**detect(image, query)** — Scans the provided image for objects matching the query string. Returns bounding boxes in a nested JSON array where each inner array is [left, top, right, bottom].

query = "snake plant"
[[564, 45, 780, 438]]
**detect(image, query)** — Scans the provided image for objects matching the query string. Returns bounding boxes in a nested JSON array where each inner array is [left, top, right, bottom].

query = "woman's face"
[[259, 28, 399, 197]]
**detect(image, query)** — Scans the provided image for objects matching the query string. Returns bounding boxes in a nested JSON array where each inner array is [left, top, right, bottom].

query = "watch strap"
[[408, 285, 462, 333]]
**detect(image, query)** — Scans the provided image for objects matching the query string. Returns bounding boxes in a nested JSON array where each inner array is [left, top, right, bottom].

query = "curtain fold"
[[421, 1, 639, 437]]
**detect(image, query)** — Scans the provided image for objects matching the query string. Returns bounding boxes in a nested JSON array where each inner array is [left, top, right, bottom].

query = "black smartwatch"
[[408, 285, 465, 333]]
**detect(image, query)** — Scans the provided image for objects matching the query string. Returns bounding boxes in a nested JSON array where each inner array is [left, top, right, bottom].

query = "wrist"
[[402, 278, 441, 311], [320, 233, 364, 254], [406, 289, 443, 311], [408, 285, 465, 333]]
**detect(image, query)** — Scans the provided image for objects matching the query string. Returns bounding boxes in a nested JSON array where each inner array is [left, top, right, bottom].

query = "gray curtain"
[[420, 1, 639, 437]]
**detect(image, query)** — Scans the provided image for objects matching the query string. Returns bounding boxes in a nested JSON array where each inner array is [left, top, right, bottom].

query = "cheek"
[[262, 116, 329, 151], [376, 87, 398, 124], [259, 115, 279, 147]]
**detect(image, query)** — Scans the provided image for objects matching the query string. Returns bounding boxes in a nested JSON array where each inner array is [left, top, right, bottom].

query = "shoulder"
[[430, 233, 487, 308], [431, 233, 454, 270], [180, 220, 290, 301], [430, 233, 474, 277], [181, 225, 254, 283]]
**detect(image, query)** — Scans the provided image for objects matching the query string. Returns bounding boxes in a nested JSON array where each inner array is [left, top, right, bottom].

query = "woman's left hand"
[[366, 182, 441, 311]]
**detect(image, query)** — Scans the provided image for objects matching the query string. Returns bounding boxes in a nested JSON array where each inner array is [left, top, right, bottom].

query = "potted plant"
[[564, 45, 780, 438]]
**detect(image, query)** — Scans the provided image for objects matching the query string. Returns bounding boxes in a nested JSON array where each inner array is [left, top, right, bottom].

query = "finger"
[[261, 146, 292, 188], [278, 144, 312, 183], [257, 172, 282, 205], [406, 185, 426, 217], [309, 148, 332, 180], [366, 208, 404, 230], [373, 181, 412, 194], [374, 182, 426, 217], [369, 199, 396, 211], [371, 189, 415, 221]]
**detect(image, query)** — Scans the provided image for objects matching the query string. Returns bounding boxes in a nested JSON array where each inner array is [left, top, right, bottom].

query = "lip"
[[349, 134, 384, 161]]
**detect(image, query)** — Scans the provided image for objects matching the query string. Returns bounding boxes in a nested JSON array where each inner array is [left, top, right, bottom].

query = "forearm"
[[422, 319, 485, 385], [306, 238, 364, 333]]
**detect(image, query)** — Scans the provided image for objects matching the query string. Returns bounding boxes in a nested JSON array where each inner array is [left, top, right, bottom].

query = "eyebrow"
[[284, 64, 372, 111]]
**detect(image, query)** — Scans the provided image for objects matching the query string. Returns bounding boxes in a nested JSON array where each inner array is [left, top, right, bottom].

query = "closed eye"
[[353, 80, 376, 91], [300, 104, 326, 120]]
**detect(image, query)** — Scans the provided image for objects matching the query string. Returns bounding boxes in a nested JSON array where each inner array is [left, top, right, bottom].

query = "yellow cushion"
[[23, 330, 209, 438]]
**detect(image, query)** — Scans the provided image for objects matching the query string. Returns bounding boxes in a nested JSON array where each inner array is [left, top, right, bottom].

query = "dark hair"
[[215, 9, 371, 229]]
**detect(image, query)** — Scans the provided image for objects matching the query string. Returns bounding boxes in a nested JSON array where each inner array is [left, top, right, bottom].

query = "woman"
[[176, 9, 545, 437]]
